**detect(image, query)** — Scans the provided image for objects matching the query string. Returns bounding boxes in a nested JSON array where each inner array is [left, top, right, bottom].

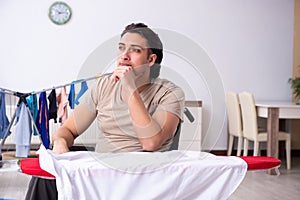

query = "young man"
[[26, 22, 185, 200], [52, 23, 185, 154]]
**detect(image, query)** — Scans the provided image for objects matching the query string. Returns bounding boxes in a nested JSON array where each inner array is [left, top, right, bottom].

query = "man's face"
[[117, 32, 152, 69]]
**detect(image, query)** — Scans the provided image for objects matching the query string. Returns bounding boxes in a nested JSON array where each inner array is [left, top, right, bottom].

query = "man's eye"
[[131, 48, 142, 53], [118, 46, 125, 51]]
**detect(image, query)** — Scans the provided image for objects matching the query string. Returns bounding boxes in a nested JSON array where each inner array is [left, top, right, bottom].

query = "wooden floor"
[[0, 156, 299, 199], [229, 157, 300, 200]]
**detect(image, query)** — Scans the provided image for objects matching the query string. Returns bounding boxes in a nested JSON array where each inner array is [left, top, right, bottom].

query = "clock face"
[[49, 2, 72, 25]]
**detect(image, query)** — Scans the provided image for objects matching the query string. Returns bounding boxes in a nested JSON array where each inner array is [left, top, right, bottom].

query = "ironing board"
[[19, 146, 280, 200], [20, 155, 281, 178], [21, 146, 247, 200]]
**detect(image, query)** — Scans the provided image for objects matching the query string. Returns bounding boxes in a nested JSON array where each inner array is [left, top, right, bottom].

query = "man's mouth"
[[119, 63, 131, 66]]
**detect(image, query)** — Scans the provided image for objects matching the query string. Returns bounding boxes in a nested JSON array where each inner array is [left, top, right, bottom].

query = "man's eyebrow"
[[131, 44, 144, 49], [118, 42, 145, 49]]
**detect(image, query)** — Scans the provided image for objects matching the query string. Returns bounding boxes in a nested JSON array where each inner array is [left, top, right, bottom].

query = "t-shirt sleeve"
[[77, 81, 98, 114], [157, 85, 185, 121], [72, 82, 98, 134]]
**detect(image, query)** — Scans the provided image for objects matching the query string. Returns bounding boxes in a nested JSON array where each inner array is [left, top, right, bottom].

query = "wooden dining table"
[[255, 101, 300, 175]]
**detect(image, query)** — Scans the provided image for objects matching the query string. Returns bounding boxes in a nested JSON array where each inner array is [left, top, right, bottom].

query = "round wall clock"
[[48, 1, 72, 25]]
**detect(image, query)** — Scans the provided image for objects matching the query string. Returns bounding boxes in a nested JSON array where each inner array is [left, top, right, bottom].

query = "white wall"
[[0, 0, 294, 150]]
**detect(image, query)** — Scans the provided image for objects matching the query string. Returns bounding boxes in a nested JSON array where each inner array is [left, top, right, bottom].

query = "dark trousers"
[[25, 177, 57, 200]]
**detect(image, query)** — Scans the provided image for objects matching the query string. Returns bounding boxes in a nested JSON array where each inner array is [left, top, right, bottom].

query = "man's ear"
[[148, 54, 157, 67]]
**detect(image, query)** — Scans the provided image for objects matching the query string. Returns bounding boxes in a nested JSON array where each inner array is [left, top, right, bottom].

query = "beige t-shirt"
[[73, 75, 185, 153]]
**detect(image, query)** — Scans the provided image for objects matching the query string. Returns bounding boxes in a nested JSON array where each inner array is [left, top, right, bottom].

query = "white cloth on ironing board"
[[37, 145, 247, 200]]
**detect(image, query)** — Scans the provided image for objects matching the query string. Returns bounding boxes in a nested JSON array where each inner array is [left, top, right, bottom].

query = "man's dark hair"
[[121, 23, 163, 79]]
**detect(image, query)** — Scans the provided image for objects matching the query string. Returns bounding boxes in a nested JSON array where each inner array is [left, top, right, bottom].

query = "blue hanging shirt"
[[14, 102, 32, 157], [68, 83, 75, 109], [75, 81, 88, 105], [26, 93, 39, 136], [0, 92, 10, 139], [35, 92, 50, 149]]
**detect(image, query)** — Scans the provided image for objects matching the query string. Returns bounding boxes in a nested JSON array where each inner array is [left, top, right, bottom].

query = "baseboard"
[[292, 150, 300, 157]]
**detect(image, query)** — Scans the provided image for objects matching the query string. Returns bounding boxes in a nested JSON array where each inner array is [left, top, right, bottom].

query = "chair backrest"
[[225, 92, 243, 137], [169, 123, 181, 150], [238, 92, 258, 140]]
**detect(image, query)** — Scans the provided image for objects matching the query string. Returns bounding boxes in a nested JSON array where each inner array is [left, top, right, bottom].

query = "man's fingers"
[[113, 66, 132, 82]]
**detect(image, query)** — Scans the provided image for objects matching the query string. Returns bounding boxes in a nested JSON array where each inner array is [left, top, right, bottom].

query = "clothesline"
[[0, 72, 113, 156], [0, 72, 113, 97], [38, 72, 113, 94]]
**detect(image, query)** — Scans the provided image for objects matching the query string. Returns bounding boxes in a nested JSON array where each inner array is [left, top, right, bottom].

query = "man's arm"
[[52, 105, 96, 154], [52, 113, 78, 154], [113, 65, 183, 151], [128, 90, 180, 152]]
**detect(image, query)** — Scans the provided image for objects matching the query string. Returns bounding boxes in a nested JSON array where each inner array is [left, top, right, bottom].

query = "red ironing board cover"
[[20, 158, 55, 179], [20, 156, 281, 178], [238, 156, 281, 170]]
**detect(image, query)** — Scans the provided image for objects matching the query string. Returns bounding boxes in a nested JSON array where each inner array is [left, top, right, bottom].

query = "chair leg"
[[253, 141, 259, 156], [227, 135, 234, 156], [286, 137, 291, 170], [274, 167, 281, 176], [243, 138, 249, 156], [237, 136, 243, 156]]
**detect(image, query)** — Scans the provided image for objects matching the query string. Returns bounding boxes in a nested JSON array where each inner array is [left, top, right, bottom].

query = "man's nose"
[[121, 48, 130, 60]]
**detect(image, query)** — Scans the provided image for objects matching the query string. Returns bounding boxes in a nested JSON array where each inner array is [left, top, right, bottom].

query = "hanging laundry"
[[0, 92, 11, 139], [26, 93, 38, 136], [75, 81, 88, 105], [68, 83, 75, 109], [14, 102, 32, 157], [35, 92, 50, 149], [57, 86, 68, 124], [48, 89, 58, 123]]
